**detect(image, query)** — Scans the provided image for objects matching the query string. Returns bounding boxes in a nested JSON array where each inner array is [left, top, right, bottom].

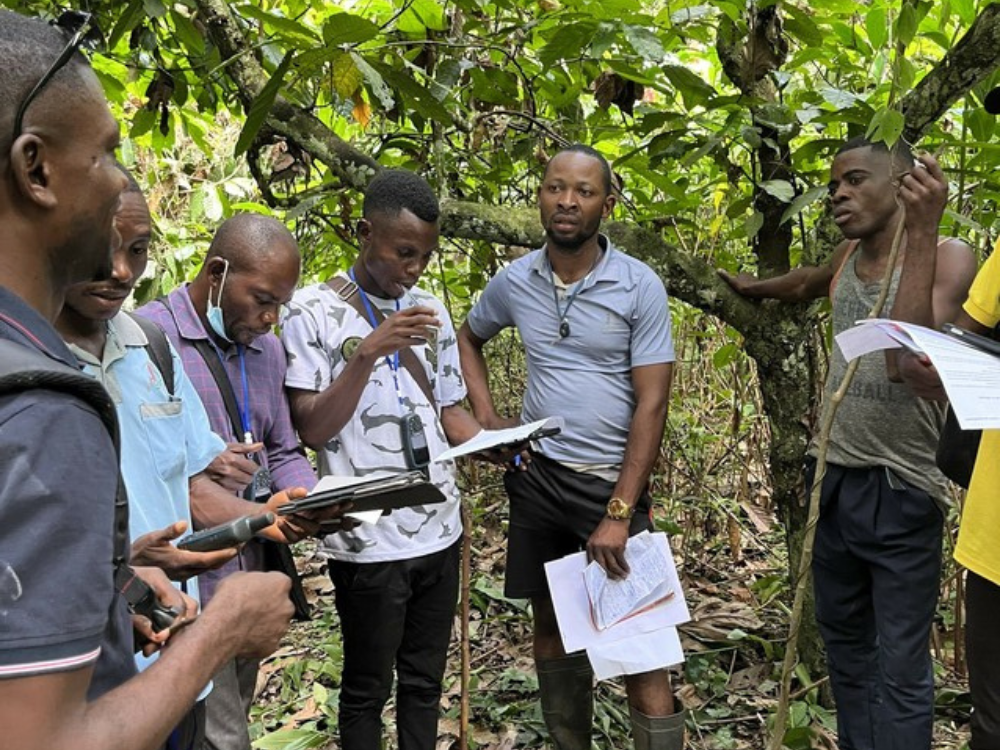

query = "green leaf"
[[397, 0, 448, 33], [662, 65, 715, 108], [866, 107, 905, 148], [234, 52, 293, 156], [352, 53, 395, 110], [377, 65, 454, 124], [322, 13, 380, 46], [171, 9, 205, 55], [760, 179, 795, 203], [866, 6, 887, 49], [330, 52, 363, 99], [782, 7, 823, 48], [252, 728, 327, 750], [953, 0, 975, 23], [780, 184, 828, 225], [538, 22, 598, 67], [129, 107, 156, 138], [143, 0, 167, 18], [237, 6, 321, 46], [470, 68, 519, 105], [967, 107, 996, 143], [745, 210, 764, 239], [896, 3, 918, 48], [108, 0, 145, 50], [713, 343, 738, 369], [623, 25, 665, 62]]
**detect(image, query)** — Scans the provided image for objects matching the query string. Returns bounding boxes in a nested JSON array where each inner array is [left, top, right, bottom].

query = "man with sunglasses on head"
[[0, 10, 296, 750]]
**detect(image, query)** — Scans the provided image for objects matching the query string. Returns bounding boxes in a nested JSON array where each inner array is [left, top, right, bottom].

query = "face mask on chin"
[[206, 259, 232, 342]]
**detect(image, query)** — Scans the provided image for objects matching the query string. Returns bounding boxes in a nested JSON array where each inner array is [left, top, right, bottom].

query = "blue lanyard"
[[348, 268, 404, 407], [213, 343, 253, 443], [236, 346, 253, 443]]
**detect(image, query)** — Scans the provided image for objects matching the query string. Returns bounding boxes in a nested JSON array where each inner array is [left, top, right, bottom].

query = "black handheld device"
[[114, 565, 180, 633], [176, 512, 275, 552], [401, 413, 431, 470], [942, 323, 1000, 358]]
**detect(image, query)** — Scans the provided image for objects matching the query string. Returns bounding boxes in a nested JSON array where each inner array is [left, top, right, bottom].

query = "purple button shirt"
[[137, 285, 316, 598]]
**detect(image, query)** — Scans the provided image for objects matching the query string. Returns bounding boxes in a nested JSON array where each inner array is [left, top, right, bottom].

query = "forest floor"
[[248, 462, 974, 750]]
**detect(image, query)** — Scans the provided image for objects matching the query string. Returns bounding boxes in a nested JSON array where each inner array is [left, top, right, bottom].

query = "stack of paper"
[[545, 531, 689, 680], [835, 319, 1000, 429], [584, 532, 676, 630]]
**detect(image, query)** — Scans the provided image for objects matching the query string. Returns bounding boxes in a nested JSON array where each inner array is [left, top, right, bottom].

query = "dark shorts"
[[503, 451, 652, 599]]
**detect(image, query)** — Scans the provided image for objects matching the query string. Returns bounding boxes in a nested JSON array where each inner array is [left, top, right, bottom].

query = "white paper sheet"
[[835, 319, 1000, 429], [587, 627, 684, 680], [309, 473, 388, 524], [834, 319, 921, 360], [584, 531, 674, 630], [433, 417, 565, 463], [544, 532, 690, 655]]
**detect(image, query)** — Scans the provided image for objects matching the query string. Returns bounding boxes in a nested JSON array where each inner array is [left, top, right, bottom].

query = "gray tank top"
[[810, 249, 950, 502]]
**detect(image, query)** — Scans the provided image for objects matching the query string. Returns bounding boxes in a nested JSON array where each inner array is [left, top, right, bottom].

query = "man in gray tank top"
[[719, 137, 977, 750]]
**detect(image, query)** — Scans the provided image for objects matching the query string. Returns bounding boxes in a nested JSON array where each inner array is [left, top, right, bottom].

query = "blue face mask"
[[206, 259, 231, 342]]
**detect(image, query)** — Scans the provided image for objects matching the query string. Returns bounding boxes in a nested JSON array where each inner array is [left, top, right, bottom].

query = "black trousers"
[[967, 570, 1000, 749], [810, 462, 943, 750], [329, 541, 460, 750]]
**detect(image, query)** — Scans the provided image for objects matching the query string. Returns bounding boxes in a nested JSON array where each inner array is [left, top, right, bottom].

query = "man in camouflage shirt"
[[281, 169, 483, 750]]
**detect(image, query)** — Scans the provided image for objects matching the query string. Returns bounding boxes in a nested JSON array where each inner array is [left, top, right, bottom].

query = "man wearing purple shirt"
[[138, 213, 317, 750]]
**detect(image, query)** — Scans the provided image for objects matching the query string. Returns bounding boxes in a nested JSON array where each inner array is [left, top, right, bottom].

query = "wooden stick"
[[767, 208, 908, 750], [459, 502, 472, 748]]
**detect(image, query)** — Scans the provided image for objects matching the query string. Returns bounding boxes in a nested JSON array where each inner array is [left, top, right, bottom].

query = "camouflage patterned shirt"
[[281, 279, 465, 562]]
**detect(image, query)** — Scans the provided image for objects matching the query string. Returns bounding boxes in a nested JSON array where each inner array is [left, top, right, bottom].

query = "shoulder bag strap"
[[325, 275, 436, 408], [127, 312, 175, 397], [155, 297, 245, 440]]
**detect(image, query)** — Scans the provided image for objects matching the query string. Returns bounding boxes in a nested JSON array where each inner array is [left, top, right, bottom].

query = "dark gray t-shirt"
[[813, 252, 949, 502], [0, 286, 134, 695]]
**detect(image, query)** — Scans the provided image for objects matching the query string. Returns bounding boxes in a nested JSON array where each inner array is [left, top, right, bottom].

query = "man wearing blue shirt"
[[458, 145, 682, 749]]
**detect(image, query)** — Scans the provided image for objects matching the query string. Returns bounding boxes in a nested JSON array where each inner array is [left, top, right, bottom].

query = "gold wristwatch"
[[606, 496, 634, 521]]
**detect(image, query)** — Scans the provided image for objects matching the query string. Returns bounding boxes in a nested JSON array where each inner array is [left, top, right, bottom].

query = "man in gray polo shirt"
[[457, 144, 682, 749]]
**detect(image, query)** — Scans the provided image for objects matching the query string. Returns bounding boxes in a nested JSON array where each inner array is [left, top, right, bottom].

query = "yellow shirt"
[[954, 246, 1000, 584]]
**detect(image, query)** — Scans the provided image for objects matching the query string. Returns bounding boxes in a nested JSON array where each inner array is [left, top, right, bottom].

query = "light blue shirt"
[[70, 312, 225, 679], [466, 237, 675, 466]]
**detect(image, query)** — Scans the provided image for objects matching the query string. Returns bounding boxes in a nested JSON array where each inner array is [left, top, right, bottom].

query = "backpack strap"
[[0, 339, 129, 570], [128, 312, 175, 397]]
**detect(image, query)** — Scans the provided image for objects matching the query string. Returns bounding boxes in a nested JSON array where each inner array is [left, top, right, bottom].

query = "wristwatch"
[[606, 496, 634, 521]]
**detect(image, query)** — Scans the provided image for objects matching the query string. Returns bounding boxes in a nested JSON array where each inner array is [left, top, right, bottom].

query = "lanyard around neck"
[[550, 251, 601, 339], [348, 268, 405, 407], [212, 342, 253, 443]]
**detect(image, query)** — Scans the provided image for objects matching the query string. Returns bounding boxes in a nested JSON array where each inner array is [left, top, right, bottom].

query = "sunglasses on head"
[[12, 10, 104, 142]]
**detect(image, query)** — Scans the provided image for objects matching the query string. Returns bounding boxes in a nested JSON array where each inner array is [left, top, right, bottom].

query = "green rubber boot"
[[630, 703, 686, 750], [536, 654, 594, 750]]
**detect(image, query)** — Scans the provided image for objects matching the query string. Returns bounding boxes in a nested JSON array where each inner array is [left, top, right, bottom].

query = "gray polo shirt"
[[466, 237, 675, 465]]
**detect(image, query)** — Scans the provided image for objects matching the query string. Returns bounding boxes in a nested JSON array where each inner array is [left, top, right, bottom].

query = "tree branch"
[[196, 0, 380, 188], [901, 3, 1000, 143]]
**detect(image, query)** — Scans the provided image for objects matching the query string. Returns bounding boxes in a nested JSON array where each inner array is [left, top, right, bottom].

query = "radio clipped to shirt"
[[401, 412, 431, 473]]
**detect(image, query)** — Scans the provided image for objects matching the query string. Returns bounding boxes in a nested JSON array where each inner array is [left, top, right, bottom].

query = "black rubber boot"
[[630, 703, 686, 750], [536, 654, 594, 750]]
